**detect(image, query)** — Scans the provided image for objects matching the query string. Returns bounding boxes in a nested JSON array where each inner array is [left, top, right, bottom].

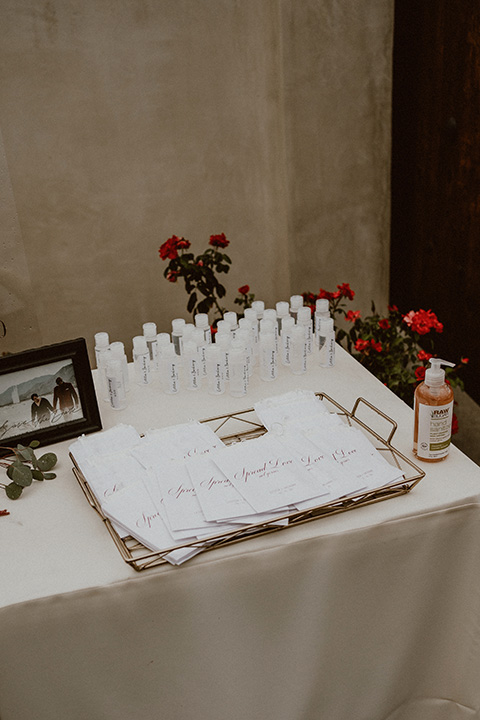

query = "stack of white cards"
[[70, 391, 404, 566]]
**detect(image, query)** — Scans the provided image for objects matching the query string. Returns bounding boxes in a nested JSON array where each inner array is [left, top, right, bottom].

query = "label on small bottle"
[[416, 400, 454, 459]]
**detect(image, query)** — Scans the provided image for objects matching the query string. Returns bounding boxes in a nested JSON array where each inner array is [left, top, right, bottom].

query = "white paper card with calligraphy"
[[210, 433, 321, 513]]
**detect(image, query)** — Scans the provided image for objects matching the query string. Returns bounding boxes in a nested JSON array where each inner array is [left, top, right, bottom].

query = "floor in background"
[[452, 390, 480, 466]]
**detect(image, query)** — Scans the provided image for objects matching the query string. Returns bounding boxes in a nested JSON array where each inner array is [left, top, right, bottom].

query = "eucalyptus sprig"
[[0, 441, 58, 500]]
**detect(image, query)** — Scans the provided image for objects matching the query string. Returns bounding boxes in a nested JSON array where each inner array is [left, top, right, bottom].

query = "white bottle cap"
[[251, 300, 265, 316], [143, 322, 157, 339], [244, 308, 257, 322], [263, 309, 277, 323], [95, 332, 109, 348], [216, 320, 230, 335], [172, 318, 186, 333], [238, 318, 252, 331], [319, 318, 334, 333], [259, 318, 275, 334], [290, 295, 304, 310], [297, 307, 311, 324], [109, 341, 125, 357], [425, 358, 455, 387], [133, 336, 148, 353], [223, 311, 238, 327], [316, 298, 329, 313], [156, 333, 171, 348], [195, 313, 209, 329], [282, 316, 295, 331], [276, 301, 289, 317]]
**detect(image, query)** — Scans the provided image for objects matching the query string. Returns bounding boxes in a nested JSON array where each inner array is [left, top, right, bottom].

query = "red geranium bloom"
[[388, 304, 398, 312], [336, 283, 355, 300], [318, 288, 340, 301], [345, 310, 361, 322], [159, 235, 181, 260], [417, 350, 432, 362], [403, 309, 443, 335], [209, 233, 229, 248], [355, 339, 369, 352], [378, 319, 390, 330], [415, 366, 426, 381], [370, 340, 382, 352], [461, 357, 469, 364], [176, 238, 191, 250], [238, 285, 250, 295]]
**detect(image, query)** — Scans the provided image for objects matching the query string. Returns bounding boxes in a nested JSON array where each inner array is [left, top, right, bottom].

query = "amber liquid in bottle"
[[413, 382, 454, 462]]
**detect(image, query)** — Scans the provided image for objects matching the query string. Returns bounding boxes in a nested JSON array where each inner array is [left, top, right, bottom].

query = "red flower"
[[238, 285, 250, 295], [417, 350, 432, 362], [355, 339, 369, 352], [461, 357, 469, 364], [345, 310, 361, 322], [318, 288, 340, 300], [197, 260, 204, 267], [415, 366, 426, 381], [336, 283, 355, 300], [370, 340, 382, 352], [388, 304, 398, 312], [159, 235, 189, 261], [209, 233, 229, 248], [166, 270, 179, 283], [378, 319, 390, 330], [403, 309, 443, 335]]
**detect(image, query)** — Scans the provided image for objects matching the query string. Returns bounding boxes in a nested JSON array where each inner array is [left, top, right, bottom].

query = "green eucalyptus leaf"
[[6, 482, 23, 499], [17, 447, 35, 463], [12, 464, 33, 487], [29, 440, 40, 448], [6, 464, 15, 480], [32, 469, 45, 481], [43, 472, 56, 480], [36, 453, 57, 472]]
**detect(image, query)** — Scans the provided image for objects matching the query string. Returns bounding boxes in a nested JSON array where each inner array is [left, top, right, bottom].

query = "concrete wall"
[[0, 0, 393, 362]]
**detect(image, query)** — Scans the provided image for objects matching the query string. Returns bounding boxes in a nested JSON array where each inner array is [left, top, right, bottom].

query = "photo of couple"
[[0, 359, 84, 441]]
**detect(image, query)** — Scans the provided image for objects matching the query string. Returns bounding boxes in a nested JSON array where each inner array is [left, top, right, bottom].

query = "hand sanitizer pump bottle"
[[413, 358, 455, 461]]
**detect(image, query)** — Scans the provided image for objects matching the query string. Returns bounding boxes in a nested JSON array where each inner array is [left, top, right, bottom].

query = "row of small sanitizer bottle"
[[94, 296, 336, 409]]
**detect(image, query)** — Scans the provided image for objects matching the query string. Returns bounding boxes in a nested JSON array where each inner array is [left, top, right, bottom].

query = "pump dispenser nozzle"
[[424, 358, 455, 387]]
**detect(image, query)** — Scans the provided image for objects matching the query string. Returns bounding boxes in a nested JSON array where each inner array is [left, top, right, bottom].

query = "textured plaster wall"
[[0, 0, 393, 361]]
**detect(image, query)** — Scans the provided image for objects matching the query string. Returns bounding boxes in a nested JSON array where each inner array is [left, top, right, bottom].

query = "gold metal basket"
[[71, 392, 425, 571]]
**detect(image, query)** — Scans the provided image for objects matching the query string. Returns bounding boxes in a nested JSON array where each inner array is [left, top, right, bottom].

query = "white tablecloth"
[[1, 347, 480, 720]]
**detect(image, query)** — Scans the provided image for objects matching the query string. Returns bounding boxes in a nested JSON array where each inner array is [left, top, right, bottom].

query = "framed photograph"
[[0, 338, 102, 456]]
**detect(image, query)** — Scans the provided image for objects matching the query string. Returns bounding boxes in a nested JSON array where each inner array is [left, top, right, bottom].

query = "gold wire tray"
[[71, 392, 425, 571]]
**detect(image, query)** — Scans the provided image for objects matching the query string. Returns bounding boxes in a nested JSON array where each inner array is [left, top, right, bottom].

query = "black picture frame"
[[0, 338, 102, 457]]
